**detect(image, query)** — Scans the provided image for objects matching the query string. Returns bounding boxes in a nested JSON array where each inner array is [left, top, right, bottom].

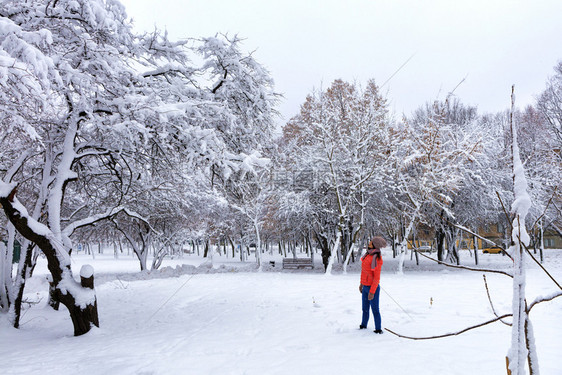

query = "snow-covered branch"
[[61, 206, 129, 238], [527, 291, 562, 313]]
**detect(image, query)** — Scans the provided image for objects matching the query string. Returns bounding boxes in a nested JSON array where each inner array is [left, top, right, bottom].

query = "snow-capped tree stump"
[[71, 265, 99, 335], [80, 265, 95, 289]]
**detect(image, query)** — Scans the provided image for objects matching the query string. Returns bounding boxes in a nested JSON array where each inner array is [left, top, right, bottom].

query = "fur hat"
[[369, 236, 387, 250]]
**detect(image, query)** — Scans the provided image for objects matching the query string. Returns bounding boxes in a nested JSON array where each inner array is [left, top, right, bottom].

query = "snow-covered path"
[[1, 252, 561, 374]]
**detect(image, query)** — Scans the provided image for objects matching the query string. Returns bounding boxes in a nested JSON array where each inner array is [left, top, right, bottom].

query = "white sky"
[[120, 0, 562, 124]]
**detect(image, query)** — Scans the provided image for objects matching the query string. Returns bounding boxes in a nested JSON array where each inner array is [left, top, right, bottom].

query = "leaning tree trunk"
[[0, 185, 99, 336]]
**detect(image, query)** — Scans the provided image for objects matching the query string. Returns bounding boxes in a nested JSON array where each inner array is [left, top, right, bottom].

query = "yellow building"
[[406, 222, 562, 252]]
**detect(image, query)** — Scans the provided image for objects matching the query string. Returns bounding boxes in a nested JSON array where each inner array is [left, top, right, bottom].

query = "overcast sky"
[[120, 0, 562, 124]]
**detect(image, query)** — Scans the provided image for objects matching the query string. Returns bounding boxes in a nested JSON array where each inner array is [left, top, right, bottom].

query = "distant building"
[[406, 222, 562, 251]]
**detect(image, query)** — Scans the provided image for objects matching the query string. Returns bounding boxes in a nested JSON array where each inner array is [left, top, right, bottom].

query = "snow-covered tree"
[[537, 61, 562, 146], [0, 1, 278, 334], [281, 79, 391, 272], [197, 34, 279, 268], [0, 0, 149, 335], [226, 164, 272, 270], [531, 62, 562, 249], [390, 99, 488, 271]]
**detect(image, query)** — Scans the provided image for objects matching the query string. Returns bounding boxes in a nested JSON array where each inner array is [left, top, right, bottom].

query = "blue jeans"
[[361, 285, 381, 330]]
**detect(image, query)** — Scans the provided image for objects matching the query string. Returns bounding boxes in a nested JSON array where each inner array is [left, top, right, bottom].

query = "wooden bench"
[[282, 258, 314, 269]]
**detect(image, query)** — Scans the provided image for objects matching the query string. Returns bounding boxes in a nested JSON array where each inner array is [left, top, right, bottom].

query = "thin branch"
[[416, 249, 513, 278], [499, 187, 562, 290], [520, 237, 562, 291], [75, 148, 111, 159], [448, 221, 512, 260], [211, 67, 228, 94], [385, 313, 513, 340], [496, 190, 513, 232], [530, 187, 558, 231], [483, 274, 511, 326], [380, 52, 416, 89]]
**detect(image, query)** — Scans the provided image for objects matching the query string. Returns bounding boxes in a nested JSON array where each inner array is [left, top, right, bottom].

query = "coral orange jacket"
[[360, 254, 383, 292]]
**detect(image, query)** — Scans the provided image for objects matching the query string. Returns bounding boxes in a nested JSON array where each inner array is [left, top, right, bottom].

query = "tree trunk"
[[291, 241, 296, 259], [229, 237, 235, 258], [0, 188, 99, 336], [397, 215, 416, 274], [436, 229, 446, 262], [412, 233, 419, 265], [392, 233, 398, 258], [525, 314, 539, 374], [307, 234, 315, 263], [445, 225, 460, 265], [240, 237, 245, 262], [325, 231, 341, 275], [539, 218, 544, 263], [253, 219, 262, 271], [203, 239, 209, 258], [12, 242, 35, 328], [342, 242, 355, 274], [314, 232, 331, 271], [507, 86, 531, 375], [0, 242, 9, 311], [48, 277, 60, 311], [473, 235, 479, 265]]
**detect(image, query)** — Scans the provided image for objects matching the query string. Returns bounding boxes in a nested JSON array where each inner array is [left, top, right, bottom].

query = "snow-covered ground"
[[1, 249, 561, 375]]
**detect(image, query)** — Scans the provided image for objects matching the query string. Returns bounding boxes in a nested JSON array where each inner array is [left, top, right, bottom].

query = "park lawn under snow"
[[1, 250, 561, 375]]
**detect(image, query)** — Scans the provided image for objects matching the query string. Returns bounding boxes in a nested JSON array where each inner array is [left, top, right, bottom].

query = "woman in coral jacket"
[[359, 236, 386, 333]]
